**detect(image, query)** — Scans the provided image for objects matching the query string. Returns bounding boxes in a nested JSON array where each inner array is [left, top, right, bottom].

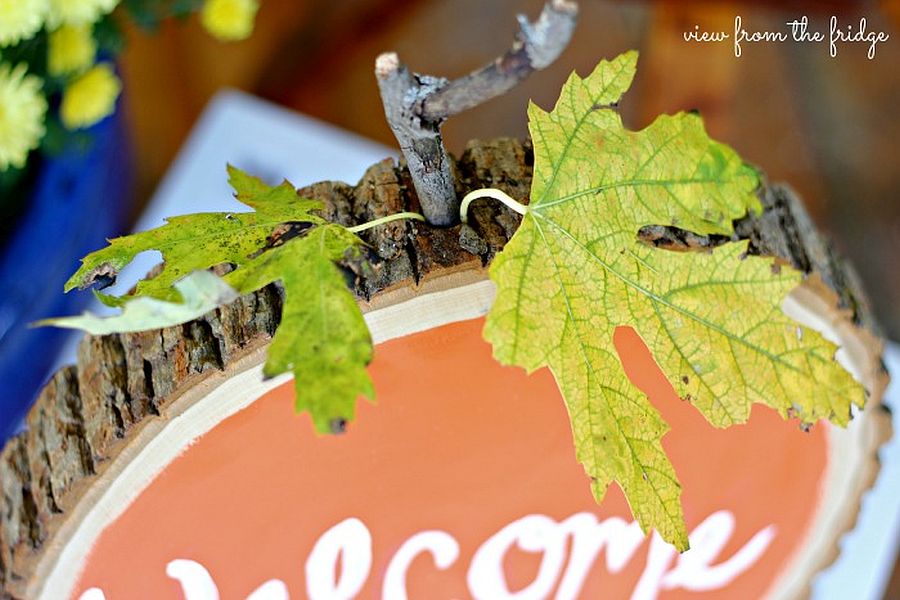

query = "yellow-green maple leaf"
[[64, 165, 325, 301], [38, 271, 239, 334], [485, 51, 864, 551], [57, 167, 373, 434], [225, 224, 374, 433]]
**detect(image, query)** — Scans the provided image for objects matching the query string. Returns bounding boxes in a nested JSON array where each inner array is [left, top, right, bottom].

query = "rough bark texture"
[[375, 53, 459, 226], [0, 138, 882, 598]]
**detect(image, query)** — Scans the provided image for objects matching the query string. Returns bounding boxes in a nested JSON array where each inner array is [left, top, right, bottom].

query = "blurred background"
[[121, 0, 900, 330]]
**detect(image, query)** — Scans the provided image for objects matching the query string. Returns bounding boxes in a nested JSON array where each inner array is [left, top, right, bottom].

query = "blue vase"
[[0, 108, 132, 442]]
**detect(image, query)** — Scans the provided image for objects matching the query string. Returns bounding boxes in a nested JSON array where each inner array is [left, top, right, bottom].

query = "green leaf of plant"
[[485, 50, 865, 551], [224, 224, 374, 434], [64, 164, 325, 301], [57, 167, 373, 434], [36, 271, 238, 334]]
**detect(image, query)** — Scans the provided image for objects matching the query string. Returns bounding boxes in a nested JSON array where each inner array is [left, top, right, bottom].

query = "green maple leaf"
[[58, 167, 373, 434], [64, 166, 325, 300], [38, 271, 239, 334], [484, 51, 865, 550], [224, 224, 374, 433]]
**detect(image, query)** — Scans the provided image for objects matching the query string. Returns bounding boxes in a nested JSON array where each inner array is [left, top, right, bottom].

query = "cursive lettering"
[[830, 16, 890, 59], [734, 16, 788, 57], [683, 15, 889, 59], [78, 509, 776, 600], [683, 25, 729, 43]]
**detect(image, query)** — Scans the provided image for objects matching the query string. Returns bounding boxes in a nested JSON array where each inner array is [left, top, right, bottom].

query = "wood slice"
[[0, 138, 890, 599]]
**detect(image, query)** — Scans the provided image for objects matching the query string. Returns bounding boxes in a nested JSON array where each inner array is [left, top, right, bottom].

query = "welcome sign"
[[25, 274, 883, 600]]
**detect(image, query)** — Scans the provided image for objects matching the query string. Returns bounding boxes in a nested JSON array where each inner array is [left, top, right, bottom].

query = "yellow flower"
[[48, 25, 97, 76], [0, 63, 47, 170], [0, 0, 48, 47], [201, 0, 259, 41], [60, 63, 121, 130], [47, 0, 120, 27]]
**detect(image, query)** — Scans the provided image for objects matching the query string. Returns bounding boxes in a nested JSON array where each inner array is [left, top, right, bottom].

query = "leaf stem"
[[347, 211, 427, 233], [459, 188, 529, 224]]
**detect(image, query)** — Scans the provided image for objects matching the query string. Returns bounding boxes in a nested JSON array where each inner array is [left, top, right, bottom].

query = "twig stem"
[[460, 188, 529, 224], [347, 211, 426, 233], [374, 0, 578, 226]]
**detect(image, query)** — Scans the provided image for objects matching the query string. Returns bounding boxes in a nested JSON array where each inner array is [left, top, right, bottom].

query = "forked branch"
[[375, 0, 578, 225]]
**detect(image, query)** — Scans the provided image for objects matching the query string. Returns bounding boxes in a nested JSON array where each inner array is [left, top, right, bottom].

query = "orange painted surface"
[[73, 318, 827, 598]]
